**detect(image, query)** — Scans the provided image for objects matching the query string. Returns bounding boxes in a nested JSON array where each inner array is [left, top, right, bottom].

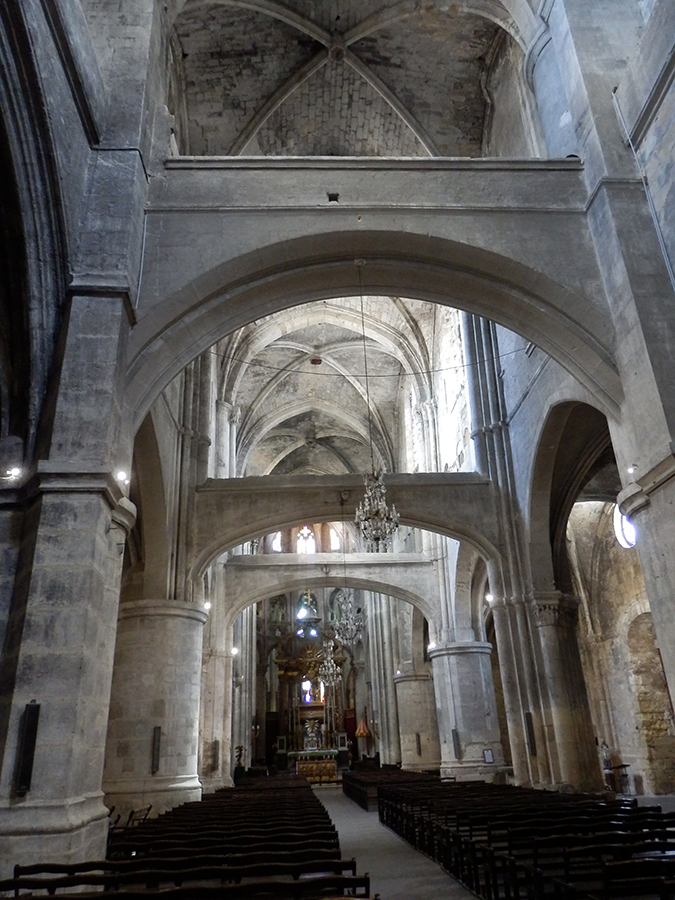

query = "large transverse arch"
[[217, 554, 441, 631], [190, 473, 502, 579], [126, 159, 623, 431]]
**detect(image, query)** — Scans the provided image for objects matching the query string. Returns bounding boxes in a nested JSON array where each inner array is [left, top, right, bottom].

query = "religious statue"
[[304, 718, 319, 750]]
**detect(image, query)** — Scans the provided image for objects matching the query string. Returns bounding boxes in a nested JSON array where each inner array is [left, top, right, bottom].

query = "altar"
[[288, 749, 338, 783]]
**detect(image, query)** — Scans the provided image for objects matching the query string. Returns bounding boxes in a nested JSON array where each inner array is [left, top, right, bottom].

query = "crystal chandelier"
[[355, 470, 400, 553], [318, 638, 341, 687], [353, 263, 400, 552], [333, 588, 364, 646], [296, 588, 320, 638]]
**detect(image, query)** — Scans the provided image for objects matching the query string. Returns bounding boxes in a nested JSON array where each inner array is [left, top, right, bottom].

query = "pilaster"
[[486, 595, 531, 784], [366, 593, 401, 765], [533, 592, 603, 790]]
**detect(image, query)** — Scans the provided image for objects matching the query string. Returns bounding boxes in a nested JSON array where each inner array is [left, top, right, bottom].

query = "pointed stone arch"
[[127, 229, 622, 433]]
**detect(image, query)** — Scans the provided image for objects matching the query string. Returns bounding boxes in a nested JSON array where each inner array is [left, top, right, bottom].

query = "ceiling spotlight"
[[309, 627, 318, 637], [296, 627, 305, 637]]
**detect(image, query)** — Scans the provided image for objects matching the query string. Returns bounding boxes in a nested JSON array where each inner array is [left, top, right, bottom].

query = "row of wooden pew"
[[0, 776, 371, 898], [341, 766, 438, 811], [377, 778, 675, 900]]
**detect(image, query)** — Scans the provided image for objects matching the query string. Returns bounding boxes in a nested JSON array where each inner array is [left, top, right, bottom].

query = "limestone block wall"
[[567, 501, 675, 794], [640, 83, 675, 265], [614, 0, 675, 267]]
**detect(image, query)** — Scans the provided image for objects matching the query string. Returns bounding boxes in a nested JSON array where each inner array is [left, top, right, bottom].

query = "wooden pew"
[[0, 874, 371, 899]]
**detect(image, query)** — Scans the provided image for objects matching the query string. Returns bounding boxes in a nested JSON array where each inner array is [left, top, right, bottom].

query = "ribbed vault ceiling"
[[174, 1, 502, 155], [220, 296, 440, 477]]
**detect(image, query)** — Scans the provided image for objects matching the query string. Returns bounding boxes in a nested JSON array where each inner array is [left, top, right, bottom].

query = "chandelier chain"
[[358, 267, 375, 474]]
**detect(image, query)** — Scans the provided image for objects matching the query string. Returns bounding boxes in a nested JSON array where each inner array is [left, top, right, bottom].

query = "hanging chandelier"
[[355, 470, 399, 553], [333, 588, 364, 646], [296, 588, 320, 638], [353, 262, 400, 552], [318, 638, 341, 687]]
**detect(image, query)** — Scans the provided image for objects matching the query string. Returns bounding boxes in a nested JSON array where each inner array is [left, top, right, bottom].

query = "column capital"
[[111, 497, 137, 536], [533, 592, 580, 628], [33, 462, 130, 509], [485, 594, 507, 611]]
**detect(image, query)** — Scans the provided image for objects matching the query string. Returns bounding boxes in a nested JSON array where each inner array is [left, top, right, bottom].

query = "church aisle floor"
[[315, 786, 476, 900]]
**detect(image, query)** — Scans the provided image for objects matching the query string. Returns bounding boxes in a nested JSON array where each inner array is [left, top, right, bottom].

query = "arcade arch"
[[127, 230, 622, 431]]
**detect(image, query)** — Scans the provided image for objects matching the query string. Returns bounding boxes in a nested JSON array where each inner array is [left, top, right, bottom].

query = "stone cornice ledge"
[[67, 274, 137, 326], [165, 156, 583, 172], [224, 552, 432, 567], [617, 451, 675, 517], [198, 472, 492, 492], [22, 461, 128, 512]]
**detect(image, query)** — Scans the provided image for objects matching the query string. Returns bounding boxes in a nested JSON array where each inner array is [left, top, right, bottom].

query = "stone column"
[[0, 293, 133, 873], [534, 592, 603, 790], [199, 565, 229, 792], [487, 595, 532, 784], [430, 642, 504, 780], [199, 642, 229, 790], [367, 594, 401, 764], [215, 401, 231, 479], [393, 602, 441, 769], [394, 674, 441, 770], [103, 599, 208, 817], [511, 599, 554, 787], [230, 605, 257, 771], [196, 351, 214, 483], [0, 484, 134, 872], [229, 407, 240, 478]]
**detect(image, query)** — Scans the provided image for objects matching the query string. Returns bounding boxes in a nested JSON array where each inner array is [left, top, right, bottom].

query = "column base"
[[0, 794, 108, 878], [440, 761, 510, 782], [401, 762, 439, 773], [104, 774, 202, 819], [200, 775, 233, 793]]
